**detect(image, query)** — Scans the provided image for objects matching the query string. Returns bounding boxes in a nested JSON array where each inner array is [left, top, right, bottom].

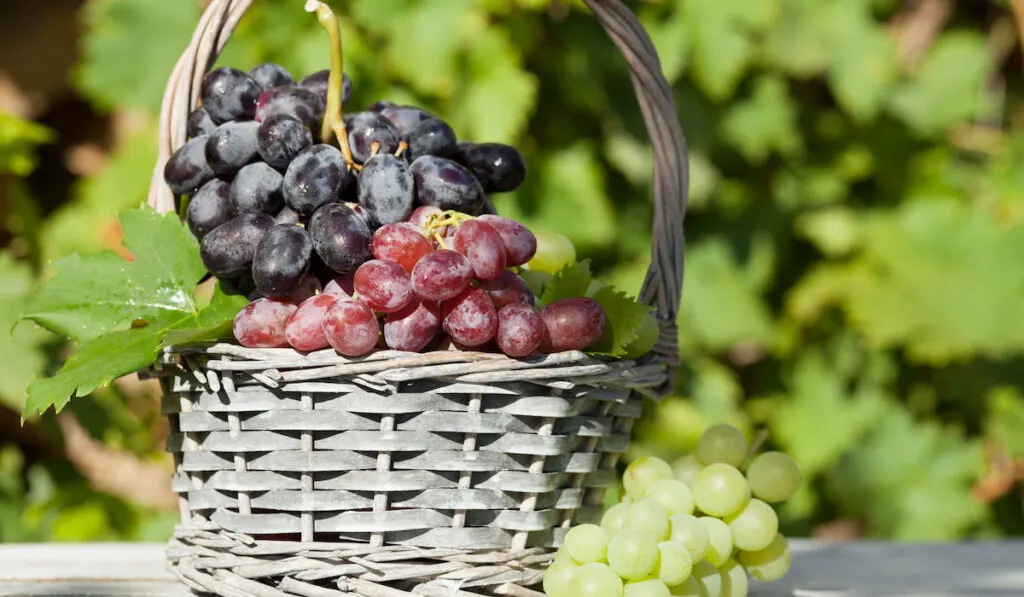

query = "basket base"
[[168, 527, 552, 597]]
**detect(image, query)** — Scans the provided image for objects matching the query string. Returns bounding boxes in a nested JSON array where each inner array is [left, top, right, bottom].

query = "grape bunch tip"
[[163, 6, 630, 361], [545, 423, 802, 597]]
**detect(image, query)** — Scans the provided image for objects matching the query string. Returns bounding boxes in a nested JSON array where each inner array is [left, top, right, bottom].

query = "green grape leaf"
[[587, 285, 652, 357], [384, 0, 473, 96], [75, 0, 200, 112], [25, 207, 206, 342], [823, 1, 898, 123], [540, 260, 593, 304], [889, 32, 993, 136], [0, 114, 55, 177], [830, 402, 985, 540], [984, 387, 1024, 458], [719, 75, 803, 164], [764, 0, 830, 77], [684, 0, 779, 101], [0, 254, 48, 412]]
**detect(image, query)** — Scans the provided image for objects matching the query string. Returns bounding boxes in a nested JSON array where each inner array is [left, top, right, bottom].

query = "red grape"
[[384, 300, 440, 352], [540, 298, 606, 351], [323, 275, 355, 297], [233, 298, 297, 348], [371, 223, 433, 273], [496, 303, 544, 357], [411, 250, 472, 301], [453, 219, 506, 281], [290, 274, 323, 304], [441, 288, 498, 347], [285, 293, 339, 351], [322, 299, 380, 356], [408, 205, 445, 230], [478, 215, 537, 266], [480, 270, 534, 310], [353, 259, 415, 313]]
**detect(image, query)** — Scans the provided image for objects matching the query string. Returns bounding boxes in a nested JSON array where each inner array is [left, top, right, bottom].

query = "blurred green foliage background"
[[1, 0, 1023, 543]]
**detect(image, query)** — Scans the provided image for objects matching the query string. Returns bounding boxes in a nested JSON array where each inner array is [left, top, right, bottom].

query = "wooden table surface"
[[0, 540, 1022, 596]]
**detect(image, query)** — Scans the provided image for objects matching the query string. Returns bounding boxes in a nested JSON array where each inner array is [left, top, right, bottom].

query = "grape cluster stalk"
[[163, 2, 606, 359], [545, 424, 802, 597]]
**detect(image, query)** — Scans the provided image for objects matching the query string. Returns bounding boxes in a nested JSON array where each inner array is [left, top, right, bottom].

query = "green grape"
[[602, 502, 632, 537], [724, 499, 777, 552], [624, 457, 674, 499], [645, 478, 695, 516], [655, 541, 693, 587], [623, 311, 659, 358], [668, 514, 709, 562], [625, 499, 671, 540], [528, 232, 576, 273], [718, 559, 748, 597], [667, 576, 702, 597], [607, 529, 660, 581], [692, 560, 723, 597], [624, 579, 671, 597], [565, 523, 611, 564], [672, 455, 703, 487], [696, 425, 747, 467], [691, 464, 750, 517], [544, 554, 580, 597], [746, 452, 801, 503], [568, 562, 624, 597], [738, 533, 791, 582], [697, 517, 733, 567]]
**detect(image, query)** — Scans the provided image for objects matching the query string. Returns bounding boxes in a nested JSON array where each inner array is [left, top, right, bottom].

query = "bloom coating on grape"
[[496, 303, 543, 357], [200, 212, 275, 278], [274, 206, 301, 226], [322, 299, 380, 356], [541, 297, 607, 352], [164, 135, 214, 195], [205, 121, 260, 178], [249, 63, 295, 89], [252, 224, 313, 298], [454, 142, 527, 193], [201, 67, 263, 124], [380, 105, 434, 137], [411, 250, 472, 302], [354, 259, 414, 313], [371, 223, 433, 273], [323, 275, 355, 297], [284, 144, 353, 216], [480, 271, 534, 310], [359, 154, 415, 228], [384, 300, 440, 352], [187, 107, 216, 138], [258, 114, 313, 169], [453, 219, 506, 281], [442, 288, 498, 347], [285, 293, 339, 352], [230, 162, 284, 215], [186, 179, 232, 237], [477, 214, 537, 266], [308, 203, 373, 274], [233, 298, 297, 348], [255, 86, 324, 130], [410, 156, 486, 214], [408, 117, 457, 160], [347, 112, 400, 163]]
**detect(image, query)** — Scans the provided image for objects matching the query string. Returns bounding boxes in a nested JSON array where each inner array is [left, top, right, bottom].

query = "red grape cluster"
[[234, 209, 607, 358]]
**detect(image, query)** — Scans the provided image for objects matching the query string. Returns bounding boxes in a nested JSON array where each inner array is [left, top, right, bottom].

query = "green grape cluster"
[[544, 424, 801, 597]]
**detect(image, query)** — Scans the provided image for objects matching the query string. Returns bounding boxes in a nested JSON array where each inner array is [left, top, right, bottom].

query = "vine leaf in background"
[[0, 255, 48, 411], [19, 208, 247, 418]]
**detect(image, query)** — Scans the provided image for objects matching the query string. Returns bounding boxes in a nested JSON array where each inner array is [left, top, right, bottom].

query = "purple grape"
[[255, 86, 324, 131], [253, 224, 313, 298], [257, 114, 313, 169], [164, 135, 214, 195], [347, 112, 400, 163], [186, 179, 232, 237], [300, 69, 352, 107], [200, 67, 263, 124], [283, 144, 353, 216], [454, 142, 527, 193], [200, 212, 275, 278], [410, 155, 486, 214], [358, 154, 414, 228], [230, 162, 283, 215], [274, 206, 301, 226], [187, 107, 216, 138], [308, 203, 372, 274], [249, 63, 294, 89], [367, 100, 396, 113], [408, 117, 457, 160], [380, 105, 434, 138], [205, 121, 260, 178]]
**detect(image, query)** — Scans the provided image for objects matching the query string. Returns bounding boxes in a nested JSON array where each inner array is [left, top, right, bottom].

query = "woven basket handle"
[[147, 0, 688, 389]]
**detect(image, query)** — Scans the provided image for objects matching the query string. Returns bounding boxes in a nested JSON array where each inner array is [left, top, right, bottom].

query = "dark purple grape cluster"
[[164, 63, 527, 303]]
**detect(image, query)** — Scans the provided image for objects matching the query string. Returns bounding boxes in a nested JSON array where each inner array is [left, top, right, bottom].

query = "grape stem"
[[394, 140, 408, 157], [305, 0, 359, 170], [741, 429, 769, 470]]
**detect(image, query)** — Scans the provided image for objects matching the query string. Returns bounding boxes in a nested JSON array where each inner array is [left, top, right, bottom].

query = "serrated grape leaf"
[[889, 32, 994, 136], [588, 285, 651, 357], [25, 207, 205, 342], [540, 260, 593, 304], [829, 402, 986, 540], [0, 255, 48, 412], [75, 0, 200, 112], [719, 76, 802, 164]]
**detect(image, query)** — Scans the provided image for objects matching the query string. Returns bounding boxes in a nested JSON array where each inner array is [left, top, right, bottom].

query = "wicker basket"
[[148, 1, 688, 595]]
